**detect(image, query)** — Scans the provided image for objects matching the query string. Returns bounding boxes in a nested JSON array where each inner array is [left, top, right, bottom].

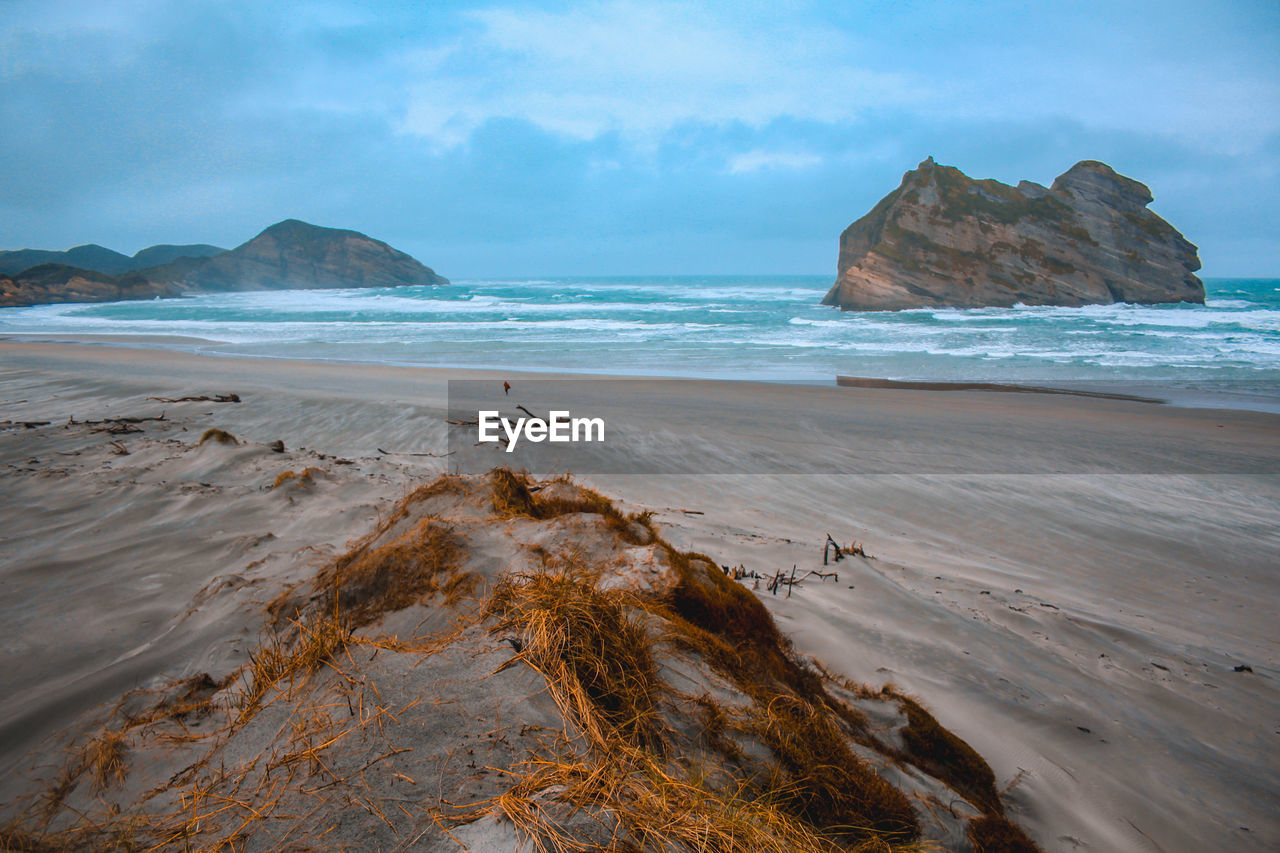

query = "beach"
[[1, 338, 1278, 851]]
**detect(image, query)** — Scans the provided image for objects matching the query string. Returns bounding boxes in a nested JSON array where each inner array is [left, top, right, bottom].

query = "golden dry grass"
[[967, 814, 1046, 852], [317, 517, 470, 628], [489, 469, 654, 545], [487, 568, 664, 749], [197, 428, 237, 446], [892, 692, 1002, 815], [270, 466, 325, 489], [493, 748, 917, 853], [240, 609, 350, 712], [83, 730, 128, 791]]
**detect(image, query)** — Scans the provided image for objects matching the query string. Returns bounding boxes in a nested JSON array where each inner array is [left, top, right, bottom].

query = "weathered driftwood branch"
[[147, 393, 240, 403], [72, 412, 167, 426], [825, 533, 866, 564], [760, 565, 837, 597], [376, 449, 455, 458]]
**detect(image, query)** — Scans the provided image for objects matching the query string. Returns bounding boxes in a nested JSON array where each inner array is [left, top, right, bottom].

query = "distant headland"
[[0, 220, 447, 308]]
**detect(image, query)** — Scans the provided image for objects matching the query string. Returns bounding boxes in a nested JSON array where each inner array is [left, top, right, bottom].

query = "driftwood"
[[763, 565, 838, 596], [95, 423, 141, 435], [723, 563, 763, 581], [56, 411, 167, 435], [376, 448, 455, 458], [108, 440, 130, 456], [824, 534, 866, 565], [147, 393, 241, 403], [73, 412, 167, 426]]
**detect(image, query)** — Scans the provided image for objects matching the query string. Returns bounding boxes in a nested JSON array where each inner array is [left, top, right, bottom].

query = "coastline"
[[2, 339, 1278, 850], [5, 330, 1280, 415]]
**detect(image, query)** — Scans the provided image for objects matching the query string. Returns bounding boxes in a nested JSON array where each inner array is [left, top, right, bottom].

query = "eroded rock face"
[[821, 158, 1204, 311]]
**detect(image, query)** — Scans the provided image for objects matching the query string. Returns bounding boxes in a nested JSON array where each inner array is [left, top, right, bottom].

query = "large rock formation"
[[822, 158, 1204, 311], [0, 220, 446, 308]]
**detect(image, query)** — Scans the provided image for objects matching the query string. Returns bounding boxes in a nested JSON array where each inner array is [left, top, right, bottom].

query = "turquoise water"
[[3, 276, 1278, 391]]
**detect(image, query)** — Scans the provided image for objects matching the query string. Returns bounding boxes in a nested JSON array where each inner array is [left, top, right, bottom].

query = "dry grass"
[[493, 748, 916, 853], [271, 466, 325, 489], [967, 814, 1046, 852], [317, 517, 470, 628], [753, 694, 918, 840], [879, 691, 1001, 815], [83, 730, 128, 791], [489, 469, 654, 545], [240, 609, 351, 711], [487, 569, 664, 749], [483, 471, 921, 843], [481, 531, 922, 849], [197, 428, 237, 446]]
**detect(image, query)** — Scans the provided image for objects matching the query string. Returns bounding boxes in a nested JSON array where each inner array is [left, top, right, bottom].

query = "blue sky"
[[1, 0, 1277, 276]]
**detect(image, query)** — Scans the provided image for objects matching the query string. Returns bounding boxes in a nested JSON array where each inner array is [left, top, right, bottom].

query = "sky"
[[1, 0, 1277, 277]]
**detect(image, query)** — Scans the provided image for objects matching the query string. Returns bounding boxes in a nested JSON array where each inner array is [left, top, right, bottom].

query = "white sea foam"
[[2, 276, 1277, 388]]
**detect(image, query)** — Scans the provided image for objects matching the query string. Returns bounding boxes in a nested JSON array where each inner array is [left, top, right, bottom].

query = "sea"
[[3, 276, 1279, 409]]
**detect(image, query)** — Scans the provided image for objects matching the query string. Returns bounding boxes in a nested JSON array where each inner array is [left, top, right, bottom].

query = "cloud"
[[725, 149, 822, 174], [398, 1, 926, 147], [0, 0, 1277, 275]]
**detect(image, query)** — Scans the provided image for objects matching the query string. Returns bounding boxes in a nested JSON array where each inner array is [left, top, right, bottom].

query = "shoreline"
[[2, 338, 1278, 849], [5, 332, 1279, 414]]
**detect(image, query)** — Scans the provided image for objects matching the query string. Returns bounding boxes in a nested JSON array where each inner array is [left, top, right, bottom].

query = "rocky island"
[[0, 220, 446, 308], [822, 158, 1204, 311]]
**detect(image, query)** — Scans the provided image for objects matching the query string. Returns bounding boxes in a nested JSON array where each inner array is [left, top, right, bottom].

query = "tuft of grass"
[[494, 748, 911, 853], [754, 694, 918, 840], [893, 693, 1002, 815], [489, 468, 654, 545], [967, 814, 1046, 852], [197, 428, 238, 446], [487, 569, 663, 749], [83, 729, 128, 791], [663, 547, 783, 652], [0, 826, 72, 852], [240, 610, 350, 711], [271, 466, 325, 489], [318, 517, 469, 628]]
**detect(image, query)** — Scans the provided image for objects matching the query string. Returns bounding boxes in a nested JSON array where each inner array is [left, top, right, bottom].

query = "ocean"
[[3, 276, 1279, 407]]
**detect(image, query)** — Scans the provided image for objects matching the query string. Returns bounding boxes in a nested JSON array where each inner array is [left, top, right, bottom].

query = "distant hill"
[[0, 245, 134, 276], [148, 220, 447, 292], [0, 243, 226, 276], [0, 221, 447, 308], [129, 244, 225, 269]]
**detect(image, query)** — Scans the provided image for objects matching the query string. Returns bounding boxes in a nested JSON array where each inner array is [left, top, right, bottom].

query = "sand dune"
[[1, 340, 1277, 850]]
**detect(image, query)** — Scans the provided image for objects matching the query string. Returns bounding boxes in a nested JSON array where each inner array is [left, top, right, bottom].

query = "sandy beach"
[[1, 339, 1277, 851]]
